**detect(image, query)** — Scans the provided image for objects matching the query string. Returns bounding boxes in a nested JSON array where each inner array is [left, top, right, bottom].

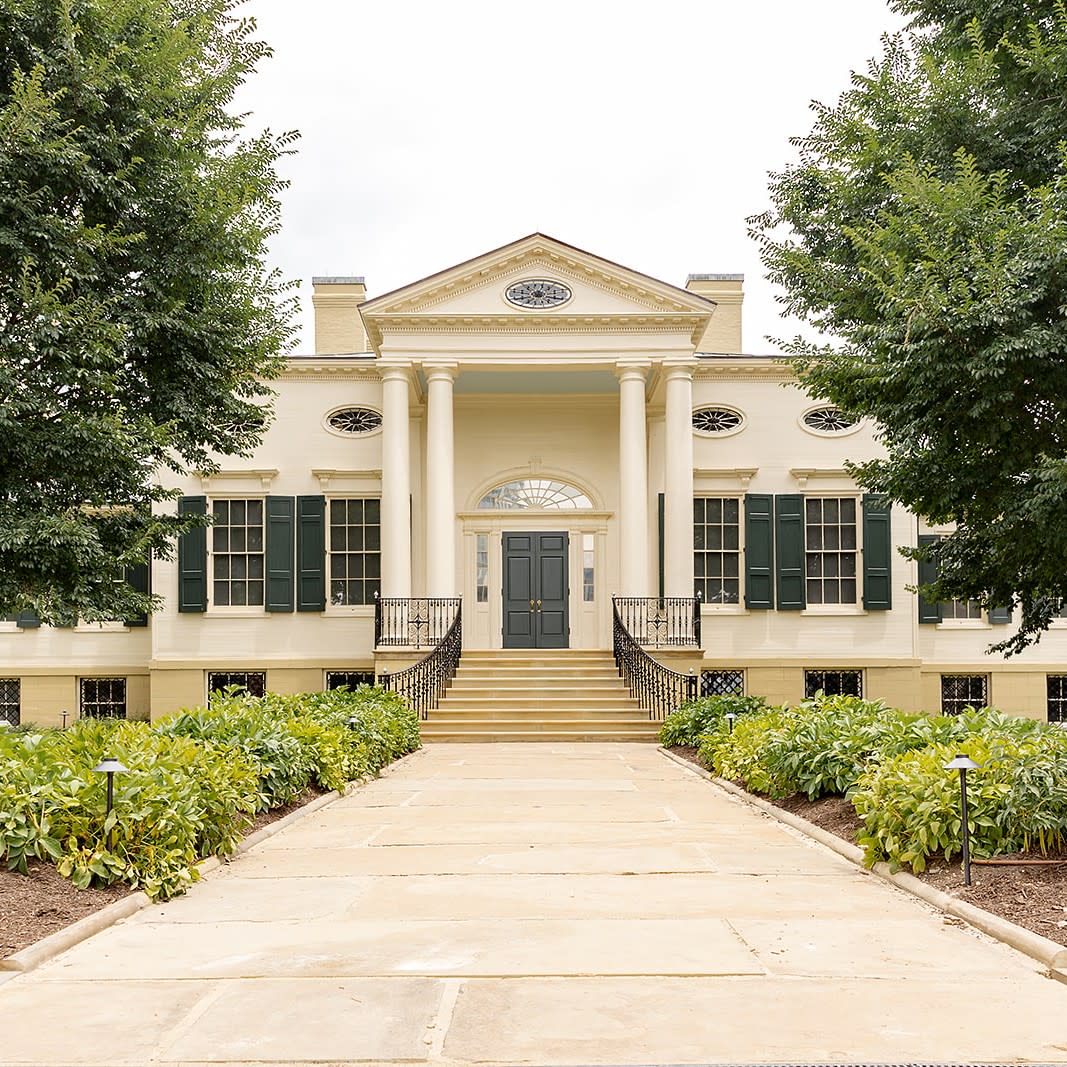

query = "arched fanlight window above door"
[[477, 479, 593, 510]]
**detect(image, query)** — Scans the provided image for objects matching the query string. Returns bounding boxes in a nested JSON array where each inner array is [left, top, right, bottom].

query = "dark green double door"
[[503, 532, 569, 648]]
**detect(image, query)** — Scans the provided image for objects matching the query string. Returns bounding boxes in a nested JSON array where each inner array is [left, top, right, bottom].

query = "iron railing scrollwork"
[[374, 595, 462, 649], [612, 596, 697, 720], [378, 600, 462, 720], [612, 595, 701, 648]]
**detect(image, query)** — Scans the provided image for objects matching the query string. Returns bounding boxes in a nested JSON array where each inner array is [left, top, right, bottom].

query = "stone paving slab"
[[4, 740, 1067, 1066]]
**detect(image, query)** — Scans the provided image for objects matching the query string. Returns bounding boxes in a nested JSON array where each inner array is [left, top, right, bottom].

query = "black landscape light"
[[346, 715, 360, 731], [944, 753, 982, 886], [92, 757, 130, 851], [61, 709, 69, 729], [725, 712, 737, 734]]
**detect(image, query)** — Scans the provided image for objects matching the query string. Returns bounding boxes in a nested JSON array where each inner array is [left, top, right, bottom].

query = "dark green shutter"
[[743, 494, 774, 609], [989, 604, 1013, 624], [266, 496, 295, 612], [775, 494, 806, 610], [15, 609, 40, 629], [123, 562, 151, 627], [862, 494, 892, 610], [297, 495, 326, 612], [657, 492, 665, 599], [917, 534, 942, 624], [178, 496, 207, 612]]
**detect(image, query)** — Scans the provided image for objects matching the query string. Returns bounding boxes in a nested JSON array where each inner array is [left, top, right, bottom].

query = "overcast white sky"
[[237, 1, 906, 355]]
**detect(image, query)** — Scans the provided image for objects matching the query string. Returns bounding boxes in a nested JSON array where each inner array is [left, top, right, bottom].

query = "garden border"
[[0, 746, 425, 979], [658, 745, 1067, 984]]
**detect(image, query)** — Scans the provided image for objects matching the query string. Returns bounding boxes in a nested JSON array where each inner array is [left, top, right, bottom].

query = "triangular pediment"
[[359, 234, 715, 351]]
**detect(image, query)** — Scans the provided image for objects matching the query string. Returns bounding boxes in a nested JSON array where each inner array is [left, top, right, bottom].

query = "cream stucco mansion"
[[3, 233, 1066, 729]]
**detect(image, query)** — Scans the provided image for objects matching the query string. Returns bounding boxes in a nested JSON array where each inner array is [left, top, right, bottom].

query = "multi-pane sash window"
[[805, 498, 857, 604], [694, 497, 740, 604], [0, 679, 19, 726], [212, 499, 264, 606], [941, 674, 988, 715], [1048, 676, 1067, 723], [700, 670, 744, 697], [805, 669, 863, 698], [942, 599, 983, 620], [326, 671, 376, 691], [207, 671, 266, 699], [329, 499, 381, 605], [81, 678, 126, 719]]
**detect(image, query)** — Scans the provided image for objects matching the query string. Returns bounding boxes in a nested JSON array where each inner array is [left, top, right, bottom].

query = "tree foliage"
[[0, 0, 297, 623], [750, 0, 1067, 654]]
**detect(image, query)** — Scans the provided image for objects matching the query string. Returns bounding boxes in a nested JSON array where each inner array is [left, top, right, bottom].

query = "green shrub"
[[659, 694, 769, 748], [697, 706, 794, 795]]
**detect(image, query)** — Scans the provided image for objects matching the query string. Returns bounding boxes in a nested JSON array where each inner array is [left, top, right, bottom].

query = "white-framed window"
[[694, 497, 741, 604], [81, 678, 127, 719], [700, 669, 744, 697], [207, 671, 266, 700], [476, 534, 489, 604], [329, 498, 381, 606], [582, 534, 595, 603], [0, 678, 19, 726], [941, 598, 984, 621], [325, 670, 376, 691], [941, 674, 988, 716], [211, 498, 264, 607], [805, 669, 863, 698], [805, 497, 858, 605], [1048, 676, 1067, 723]]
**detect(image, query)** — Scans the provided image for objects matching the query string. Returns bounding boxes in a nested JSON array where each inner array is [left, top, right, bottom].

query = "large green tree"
[[751, 0, 1067, 654], [0, 0, 296, 623]]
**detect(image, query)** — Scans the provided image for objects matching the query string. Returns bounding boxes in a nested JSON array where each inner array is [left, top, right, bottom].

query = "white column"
[[380, 366, 411, 598], [663, 363, 696, 597], [616, 363, 650, 596], [424, 364, 456, 597]]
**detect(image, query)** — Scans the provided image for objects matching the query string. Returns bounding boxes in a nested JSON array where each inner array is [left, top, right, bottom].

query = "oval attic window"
[[328, 408, 382, 434], [692, 407, 743, 433], [803, 406, 855, 433]]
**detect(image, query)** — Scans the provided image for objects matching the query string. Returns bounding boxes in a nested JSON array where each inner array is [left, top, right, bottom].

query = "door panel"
[[502, 532, 569, 648]]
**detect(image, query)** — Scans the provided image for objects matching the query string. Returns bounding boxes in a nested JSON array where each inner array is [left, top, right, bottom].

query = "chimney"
[[685, 274, 744, 353], [312, 277, 367, 354]]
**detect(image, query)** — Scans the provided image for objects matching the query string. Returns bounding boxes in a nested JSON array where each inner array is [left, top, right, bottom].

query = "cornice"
[[198, 469, 278, 491], [280, 361, 378, 381], [789, 467, 857, 489], [693, 361, 796, 383]]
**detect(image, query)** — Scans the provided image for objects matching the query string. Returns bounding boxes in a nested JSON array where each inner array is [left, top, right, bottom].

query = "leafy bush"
[[659, 694, 769, 748], [0, 686, 420, 900], [697, 706, 793, 795]]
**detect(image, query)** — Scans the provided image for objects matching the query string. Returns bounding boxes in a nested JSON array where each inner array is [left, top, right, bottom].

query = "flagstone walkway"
[[4, 742, 1067, 1065]]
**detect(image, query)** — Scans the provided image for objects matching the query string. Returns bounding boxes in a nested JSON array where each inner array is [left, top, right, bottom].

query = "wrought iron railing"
[[612, 595, 701, 648], [374, 595, 463, 649], [378, 601, 462, 720], [612, 596, 697, 720]]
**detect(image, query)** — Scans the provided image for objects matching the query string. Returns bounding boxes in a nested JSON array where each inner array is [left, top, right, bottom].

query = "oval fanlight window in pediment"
[[504, 279, 572, 309], [478, 479, 593, 510]]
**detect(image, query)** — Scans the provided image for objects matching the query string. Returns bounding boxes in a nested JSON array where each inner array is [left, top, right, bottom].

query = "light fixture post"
[[725, 712, 737, 734], [92, 757, 130, 852], [944, 754, 981, 886]]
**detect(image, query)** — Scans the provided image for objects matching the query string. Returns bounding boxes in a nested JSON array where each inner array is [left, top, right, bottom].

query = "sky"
[[236, 0, 907, 355]]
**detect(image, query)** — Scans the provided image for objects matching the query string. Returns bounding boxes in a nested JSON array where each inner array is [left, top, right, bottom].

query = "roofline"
[[687, 273, 744, 282], [312, 276, 366, 285], [359, 233, 718, 311]]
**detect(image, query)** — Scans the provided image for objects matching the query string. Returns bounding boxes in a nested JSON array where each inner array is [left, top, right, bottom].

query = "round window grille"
[[504, 279, 572, 309], [803, 406, 855, 433], [692, 407, 743, 433], [327, 407, 382, 434], [478, 479, 593, 510]]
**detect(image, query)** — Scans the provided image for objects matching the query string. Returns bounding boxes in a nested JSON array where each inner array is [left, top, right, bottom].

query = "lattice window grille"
[[700, 670, 745, 697], [207, 672, 266, 700], [803, 407, 855, 432], [327, 408, 382, 434], [0, 679, 19, 726], [692, 407, 743, 433], [804, 670, 863, 699], [1048, 676, 1067, 723], [326, 671, 376, 691], [941, 674, 988, 716], [478, 479, 592, 510], [81, 678, 127, 719]]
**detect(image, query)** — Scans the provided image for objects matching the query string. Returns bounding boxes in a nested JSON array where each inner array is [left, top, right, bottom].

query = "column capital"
[[615, 361, 651, 383], [662, 360, 698, 383], [379, 363, 414, 385], [422, 362, 458, 384]]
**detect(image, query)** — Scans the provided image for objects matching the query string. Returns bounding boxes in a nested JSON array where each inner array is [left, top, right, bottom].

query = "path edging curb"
[[658, 745, 1067, 982], [0, 744, 425, 978]]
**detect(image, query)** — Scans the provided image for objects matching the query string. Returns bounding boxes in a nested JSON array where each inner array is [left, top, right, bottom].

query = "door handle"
[[536, 600, 542, 609], [529, 599, 535, 611]]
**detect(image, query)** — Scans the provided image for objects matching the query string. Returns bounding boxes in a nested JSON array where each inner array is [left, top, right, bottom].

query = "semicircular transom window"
[[478, 479, 593, 510], [327, 407, 382, 434], [803, 406, 855, 433], [692, 407, 743, 433]]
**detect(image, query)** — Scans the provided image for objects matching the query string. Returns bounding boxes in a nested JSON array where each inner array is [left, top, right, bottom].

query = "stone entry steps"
[[422, 650, 660, 742]]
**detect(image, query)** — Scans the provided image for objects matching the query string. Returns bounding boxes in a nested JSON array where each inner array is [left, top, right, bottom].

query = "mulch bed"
[[0, 787, 324, 959], [669, 745, 1067, 949]]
